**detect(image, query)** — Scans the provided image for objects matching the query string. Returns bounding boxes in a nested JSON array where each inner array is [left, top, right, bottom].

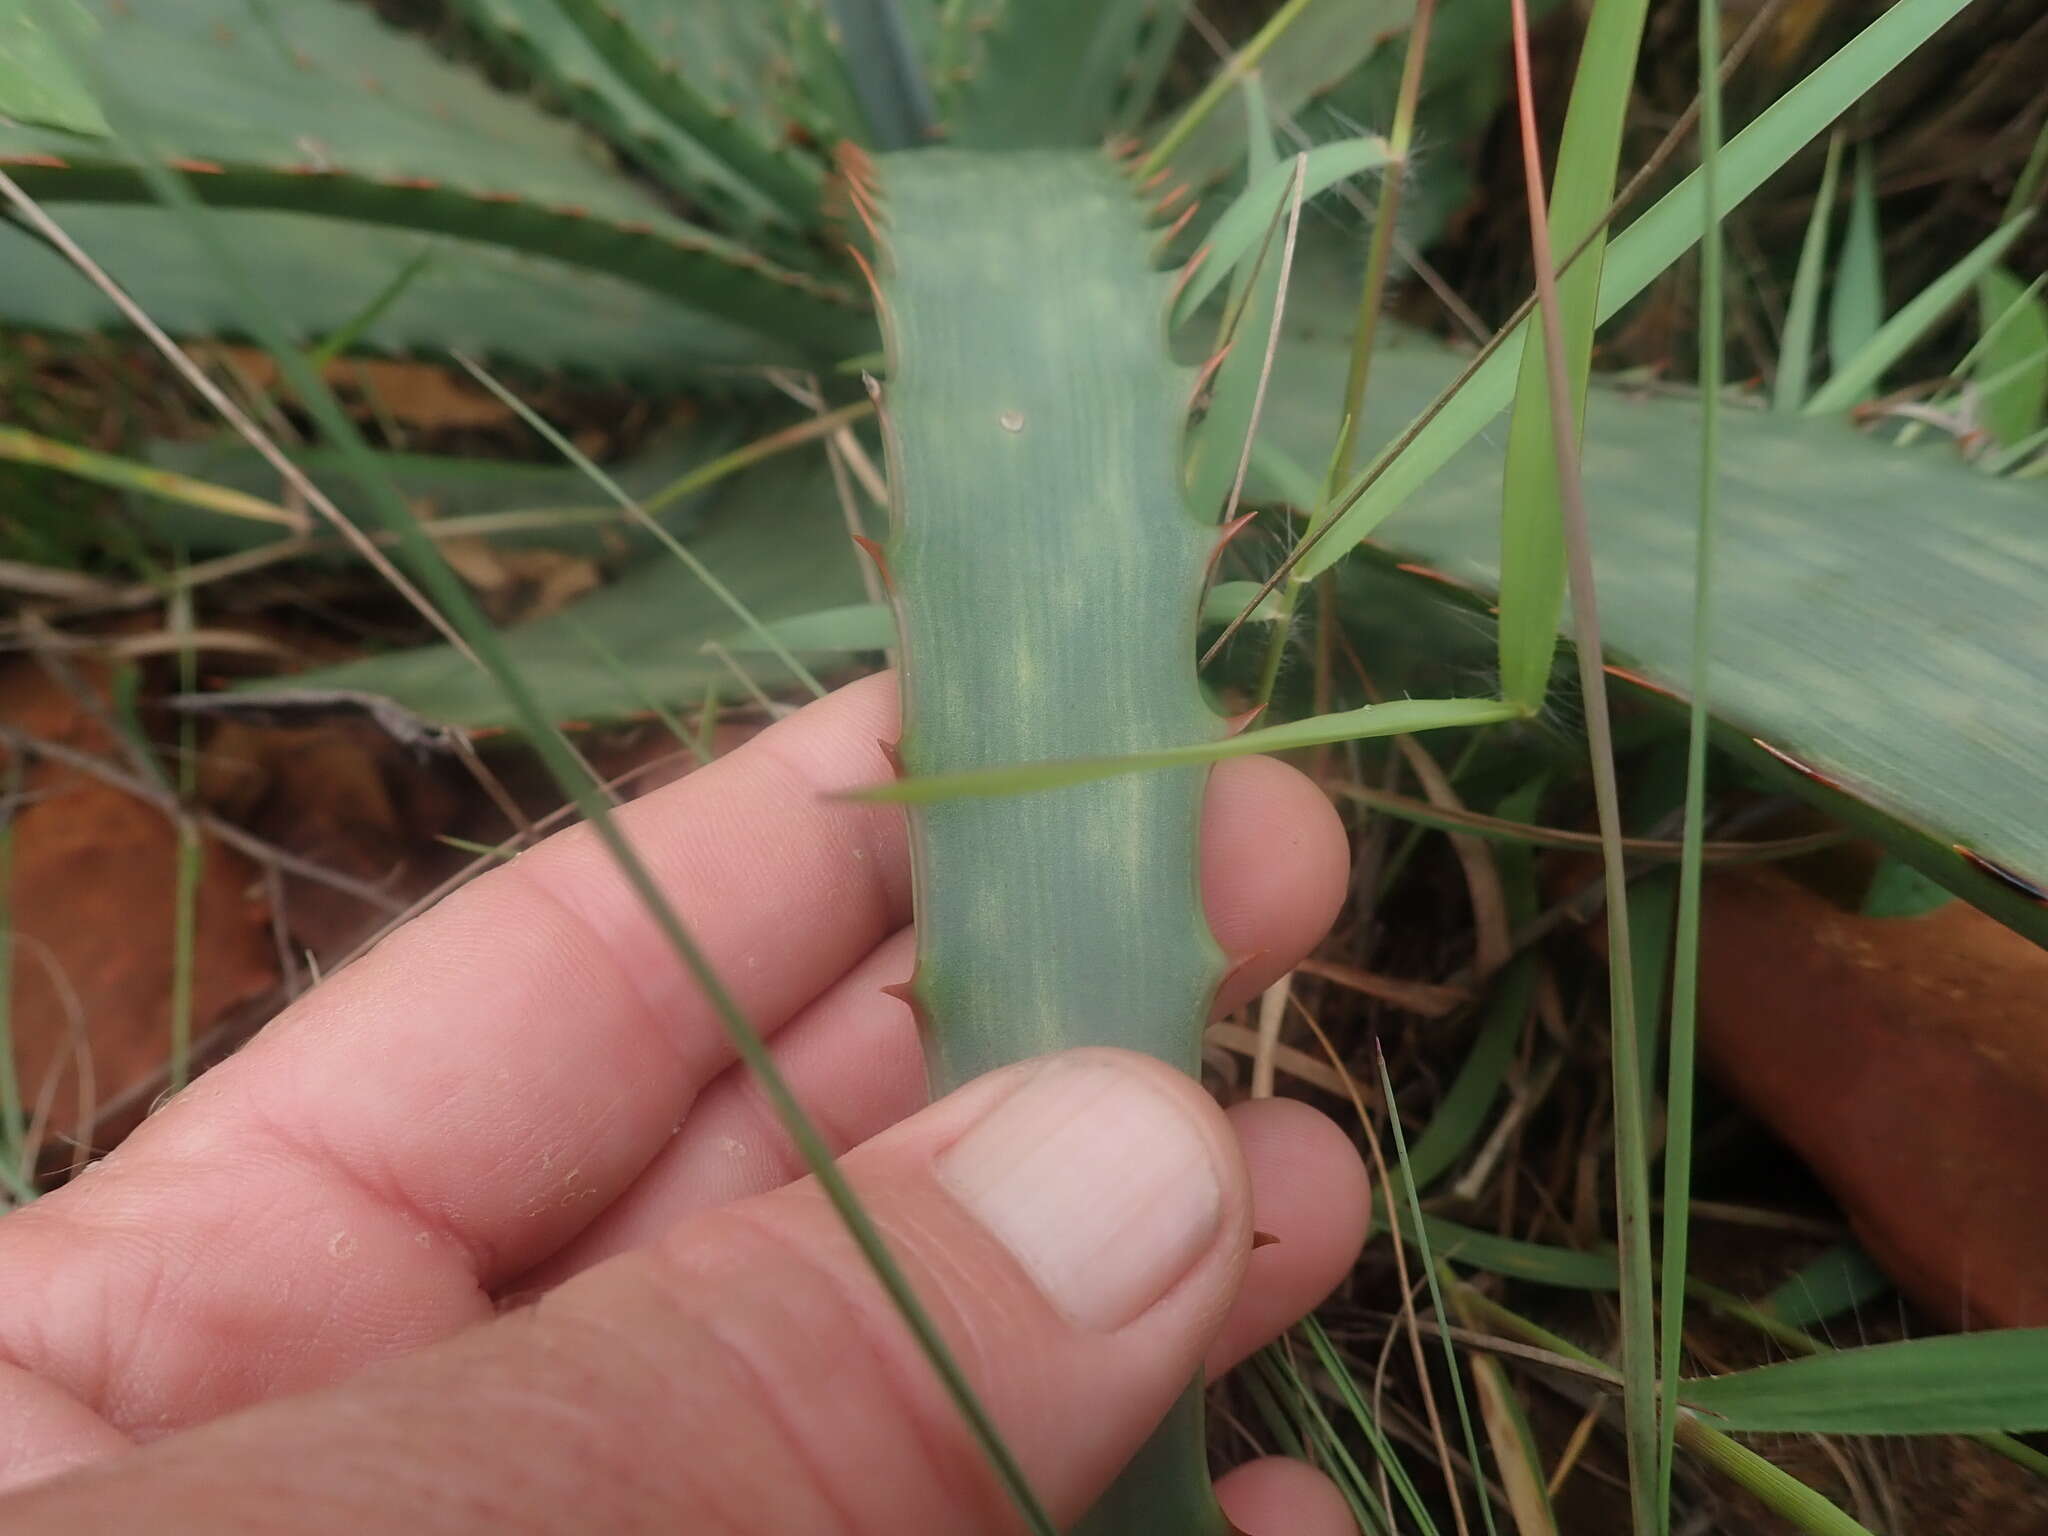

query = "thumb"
[[1, 1049, 1256, 1534]]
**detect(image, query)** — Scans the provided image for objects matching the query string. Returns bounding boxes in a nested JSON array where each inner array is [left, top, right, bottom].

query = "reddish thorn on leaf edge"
[[1750, 736, 1841, 791], [877, 737, 905, 778], [1602, 662, 1685, 705], [850, 533, 895, 596], [1251, 1229, 1282, 1250], [1954, 847, 2048, 905], [1167, 245, 1211, 312], [1223, 704, 1267, 737], [1189, 344, 1233, 409], [1204, 511, 1260, 581]]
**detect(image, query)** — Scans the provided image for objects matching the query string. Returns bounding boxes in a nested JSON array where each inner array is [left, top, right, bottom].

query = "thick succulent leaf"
[[1256, 250, 2048, 942], [943, 0, 1184, 150], [268, 451, 866, 729], [448, 0, 820, 226], [0, 205, 806, 380], [0, 1, 104, 133], [1, 0, 865, 357], [873, 148, 1228, 1535]]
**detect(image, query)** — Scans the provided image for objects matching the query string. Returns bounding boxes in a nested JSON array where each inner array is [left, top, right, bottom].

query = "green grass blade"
[[1173, 134, 1396, 325], [1300, 1315, 1443, 1536], [725, 581, 1282, 658], [1772, 131, 1843, 411], [1805, 214, 2033, 415], [1975, 266, 2048, 445], [1419, 1217, 1620, 1290], [853, 697, 1520, 805], [0, 425, 299, 528], [1658, 0, 1725, 1506], [1297, 0, 1980, 579], [1683, 1331, 2048, 1434], [306, 247, 433, 369], [1378, 1054, 1498, 1536], [1825, 142, 1885, 393], [1493, 0, 1650, 712]]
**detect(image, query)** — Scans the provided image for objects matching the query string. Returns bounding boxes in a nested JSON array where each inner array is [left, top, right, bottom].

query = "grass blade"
[[1174, 135, 1395, 324], [1494, 0, 1650, 712], [1825, 142, 1884, 393], [1684, 1331, 2048, 1434], [1772, 130, 1843, 412], [1657, 0, 1726, 1506], [1975, 266, 2048, 445], [852, 697, 1520, 804], [1499, 0, 1659, 1522], [1297, 0, 1981, 579], [1805, 214, 2033, 415]]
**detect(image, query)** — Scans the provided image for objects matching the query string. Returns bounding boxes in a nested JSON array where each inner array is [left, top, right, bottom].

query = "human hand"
[[0, 674, 1370, 1534]]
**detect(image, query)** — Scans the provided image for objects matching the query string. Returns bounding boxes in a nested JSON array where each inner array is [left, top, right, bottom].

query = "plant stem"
[[1331, 0, 1439, 489], [1658, 0, 1724, 1511]]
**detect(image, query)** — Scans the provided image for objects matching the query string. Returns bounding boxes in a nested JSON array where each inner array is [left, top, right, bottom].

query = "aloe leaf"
[[0, 1, 104, 133], [0, 206, 808, 379], [871, 145, 1228, 1536], [7, 0, 866, 356], [272, 451, 866, 728], [944, 0, 1180, 149], [1683, 1331, 2048, 1434], [1258, 246, 2048, 942], [1296, 0, 1981, 577], [446, 0, 818, 227]]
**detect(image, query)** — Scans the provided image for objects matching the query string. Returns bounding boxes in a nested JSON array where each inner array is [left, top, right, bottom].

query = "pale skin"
[[0, 673, 1371, 1533]]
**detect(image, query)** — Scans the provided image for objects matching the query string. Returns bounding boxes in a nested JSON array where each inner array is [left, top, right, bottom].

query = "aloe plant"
[[9, 0, 2048, 1528], [868, 146, 1231, 1530]]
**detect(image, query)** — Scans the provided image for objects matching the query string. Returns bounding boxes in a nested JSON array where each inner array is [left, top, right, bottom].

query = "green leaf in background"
[[1493, 0, 1651, 711], [1259, 245, 2048, 943], [1161, 0, 1413, 185], [1684, 1331, 2048, 1434], [1772, 131, 1843, 412], [1976, 266, 2048, 447], [272, 452, 867, 728], [444, 0, 816, 227], [1826, 143, 1884, 392], [2, 0, 866, 357], [1173, 131, 1395, 324], [1297, 0, 1981, 576], [1861, 855, 1956, 918], [1761, 1243, 1894, 1328], [0, 208, 807, 379], [0, 1, 106, 133], [943, 0, 1176, 150], [1805, 215, 2031, 416]]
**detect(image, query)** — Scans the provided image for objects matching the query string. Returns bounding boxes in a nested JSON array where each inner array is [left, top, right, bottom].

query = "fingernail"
[[936, 1055, 1225, 1332]]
